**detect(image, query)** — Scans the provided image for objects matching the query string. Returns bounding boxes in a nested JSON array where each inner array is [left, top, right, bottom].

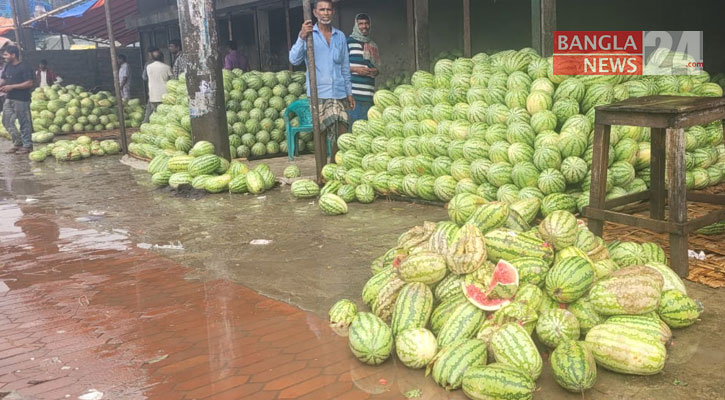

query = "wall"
[[22, 48, 145, 99]]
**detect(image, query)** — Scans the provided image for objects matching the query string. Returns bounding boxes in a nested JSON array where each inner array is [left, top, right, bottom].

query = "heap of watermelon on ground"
[[329, 194, 703, 399]]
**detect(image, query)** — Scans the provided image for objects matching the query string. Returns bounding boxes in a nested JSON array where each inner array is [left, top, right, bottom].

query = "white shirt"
[[145, 61, 173, 103], [119, 62, 130, 99], [39, 70, 48, 87]]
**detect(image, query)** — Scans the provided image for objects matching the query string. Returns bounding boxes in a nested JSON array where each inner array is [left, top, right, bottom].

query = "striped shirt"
[[347, 37, 376, 103]]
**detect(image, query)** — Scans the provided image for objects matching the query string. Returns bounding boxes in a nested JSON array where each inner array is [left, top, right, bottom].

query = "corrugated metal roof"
[[36, 0, 138, 45]]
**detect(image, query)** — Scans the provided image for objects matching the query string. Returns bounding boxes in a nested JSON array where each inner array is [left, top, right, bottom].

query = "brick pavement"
[[0, 204, 418, 399]]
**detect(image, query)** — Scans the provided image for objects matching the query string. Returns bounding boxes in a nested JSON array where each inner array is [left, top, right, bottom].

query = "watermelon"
[[510, 257, 550, 287], [589, 266, 664, 315], [657, 289, 702, 328], [462, 259, 519, 311], [550, 341, 597, 392], [427, 339, 487, 390], [538, 210, 578, 250], [290, 179, 319, 198], [329, 299, 357, 328], [448, 193, 486, 225], [319, 193, 348, 216], [397, 252, 447, 285], [462, 364, 535, 400], [437, 301, 485, 348], [535, 308, 580, 348], [391, 282, 434, 337], [545, 256, 595, 303], [348, 312, 393, 365], [395, 328, 438, 369], [484, 229, 555, 265], [283, 164, 301, 178], [490, 323, 543, 379], [585, 323, 666, 375], [434, 273, 465, 302], [644, 261, 687, 294], [605, 314, 672, 345], [568, 296, 604, 335]]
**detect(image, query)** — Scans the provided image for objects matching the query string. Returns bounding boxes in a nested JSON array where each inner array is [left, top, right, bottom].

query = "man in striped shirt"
[[347, 14, 380, 125]]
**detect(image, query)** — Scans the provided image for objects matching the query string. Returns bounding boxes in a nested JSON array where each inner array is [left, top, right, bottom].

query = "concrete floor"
[[0, 140, 724, 399]]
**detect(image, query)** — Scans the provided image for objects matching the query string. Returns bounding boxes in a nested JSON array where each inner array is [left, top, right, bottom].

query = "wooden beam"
[[413, 0, 429, 71], [302, 0, 324, 182], [284, 0, 292, 71], [531, 0, 541, 55], [603, 190, 650, 209], [406, 0, 415, 73], [667, 127, 688, 277], [176, 0, 230, 160], [531, 0, 556, 56], [256, 8, 271, 71], [462, 0, 471, 57], [103, 0, 128, 155]]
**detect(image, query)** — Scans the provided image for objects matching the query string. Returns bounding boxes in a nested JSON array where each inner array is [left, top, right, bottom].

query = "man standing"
[[288, 0, 353, 163], [0, 46, 34, 154], [118, 54, 131, 101], [168, 39, 190, 79], [223, 41, 249, 71], [143, 50, 172, 123], [35, 59, 61, 88], [347, 14, 380, 125]]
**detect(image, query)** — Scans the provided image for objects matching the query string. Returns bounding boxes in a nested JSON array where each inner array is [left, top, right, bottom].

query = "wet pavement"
[[0, 140, 724, 399]]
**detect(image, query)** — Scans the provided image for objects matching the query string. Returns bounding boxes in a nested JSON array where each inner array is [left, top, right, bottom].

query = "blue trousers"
[[347, 100, 372, 126]]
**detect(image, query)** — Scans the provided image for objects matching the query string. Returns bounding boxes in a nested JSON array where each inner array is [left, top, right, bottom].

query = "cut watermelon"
[[462, 260, 520, 311]]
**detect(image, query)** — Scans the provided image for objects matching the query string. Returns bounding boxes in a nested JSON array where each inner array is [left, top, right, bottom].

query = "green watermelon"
[[550, 341, 597, 392], [348, 312, 393, 365], [462, 364, 535, 400], [490, 323, 543, 379], [395, 327, 438, 369]]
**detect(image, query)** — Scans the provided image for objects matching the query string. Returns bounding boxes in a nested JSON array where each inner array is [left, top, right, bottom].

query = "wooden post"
[[532, 0, 556, 56], [649, 128, 666, 220], [586, 123, 611, 237], [413, 0, 429, 72], [462, 0, 471, 57], [302, 0, 324, 182], [284, 0, 292, 71], [406, 0, 416, 73], [228, 14, 233, 40], [667, 128, 689, 277], [103, 0, 129, 155], [176, 0, 230, 160], [256, 7, 271, 71]]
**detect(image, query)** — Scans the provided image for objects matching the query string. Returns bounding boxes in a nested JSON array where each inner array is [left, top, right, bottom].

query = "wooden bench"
[[584, 95, 725, 277]]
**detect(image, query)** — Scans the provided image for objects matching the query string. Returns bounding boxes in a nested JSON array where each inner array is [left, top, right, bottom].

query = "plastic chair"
[[283, 99, 332, 160]]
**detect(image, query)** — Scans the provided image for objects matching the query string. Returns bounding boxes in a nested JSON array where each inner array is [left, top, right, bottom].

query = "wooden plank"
[[413, 0, 430, 72], [406, 0, 416, 73], [256, 8, 272, 71], [284, 0, 292, 71], [650, 127, 666, 219], [686, 209, 725, 233], [687, 191, 725, 205], [541, 0, 556, 57], [596, 95, 725, 114], [604, 190, 650, 209], [530, 0, 541, 55], [463, 0, 471, 57], [667, 127, 689, 277], [583, 208, 675, 234], [587, 123, 611, 236]]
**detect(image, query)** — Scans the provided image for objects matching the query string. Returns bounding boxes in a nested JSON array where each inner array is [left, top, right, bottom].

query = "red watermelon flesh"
[[462, 260, 520, 311]]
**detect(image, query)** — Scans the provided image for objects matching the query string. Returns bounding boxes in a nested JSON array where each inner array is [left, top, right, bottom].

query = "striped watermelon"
[[560, 156, 588, 184], [487, 162, 514, 187], [514, 283, 545, 310], [245, 170, 265, 194], [362, 267, 396, 307], [550, 341, 597, 392], [538, 210, 578, 251], [395, 328, 438, 369], [533, 146, 562, 170], [148, 154, 170, 174], [535, 308, 580, 348], [589, 266, 664, 315], [204, 175, 232, 193], [448, 193, 486, 225], [348, 312, 393, 365], [657, 289, 702, 328], [510, 198, 541, 225], [605, 314, 672, 345], [319, 193, 348, 216], [290, 179, 319, 199], [592, 259, 619, 280], [490, 323, 543, 379], [355, 184, 375, 203], [434, 175, 457, 202], [427, 339, 487, 390], [434, 273, 465, 302], [329, 299, 358, 328], [228, 175, 249, 193], [188, 140, 215, 157], [545, 256, 595, 303], [511, 162, 540, 189], [437, 300, 485, 348], [510, 257, 550, 287], [166, 155, 194, 173], [371, 274, 406, 323], [484, 229, 555, 265], [168, 172, 193, 189], [541, 193, 577, 216], [391, 283, 434, 337], [445, 223, 488, 274], [430, 295, 468, 336], [644, 262, 687, 294], [397, 252, 447, 285], [463, 363, 535, 400], [490, 302, 538, 334], [585, 323, 666, 375], [568, 296, 604, 335]]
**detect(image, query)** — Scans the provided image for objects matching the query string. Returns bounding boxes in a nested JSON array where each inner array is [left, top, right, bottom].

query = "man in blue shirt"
[[289, 0, 353, 163]]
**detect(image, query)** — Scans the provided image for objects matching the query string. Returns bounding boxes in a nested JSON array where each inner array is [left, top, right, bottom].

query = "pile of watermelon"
[[128, 68, 310, 161], [28, 135, 120, 162], [145, 140, 276, 194], [330, 197, 703, 398], [27, 84, 145, 142], [323, 47, 725, 220], [378, 71, 411, 91]]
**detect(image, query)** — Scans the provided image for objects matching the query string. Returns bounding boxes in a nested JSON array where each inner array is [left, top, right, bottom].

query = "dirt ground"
[[0, 140, 724, 399]]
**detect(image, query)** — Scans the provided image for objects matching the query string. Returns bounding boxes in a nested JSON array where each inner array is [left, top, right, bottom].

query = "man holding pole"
[[288, 0, 354, 164]]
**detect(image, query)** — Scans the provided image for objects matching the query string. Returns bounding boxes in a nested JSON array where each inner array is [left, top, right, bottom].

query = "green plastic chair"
[[283, 99, 331, 160]]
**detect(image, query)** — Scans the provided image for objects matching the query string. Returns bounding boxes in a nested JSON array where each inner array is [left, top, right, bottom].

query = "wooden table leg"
[[587, 123, 611, 236], [667, 127, 688, 277], [650, 128, 666, 220]]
